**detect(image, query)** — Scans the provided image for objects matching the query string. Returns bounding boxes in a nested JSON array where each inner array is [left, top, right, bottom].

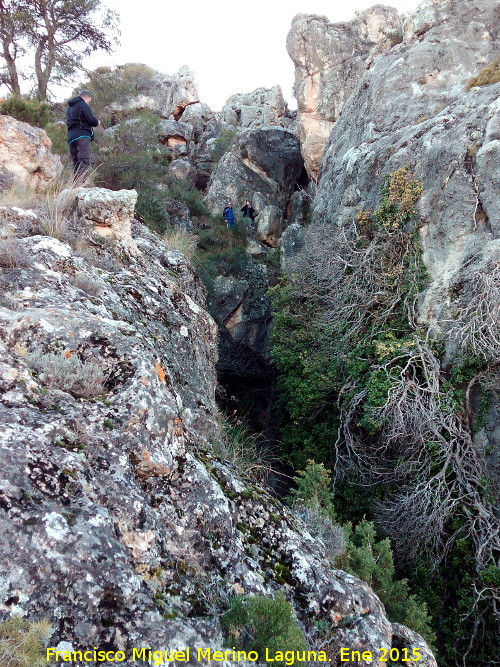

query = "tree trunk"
[[2, 44, 21, 94]]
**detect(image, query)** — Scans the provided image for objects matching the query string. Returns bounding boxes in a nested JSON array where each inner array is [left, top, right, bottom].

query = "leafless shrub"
[[69, 273, 102, 296], [293, 505, 345, 562], [26, 350, 106, 399], [0, 237, 29, 268], [448, 264, 500, 361], [287, 217, 499, 575]]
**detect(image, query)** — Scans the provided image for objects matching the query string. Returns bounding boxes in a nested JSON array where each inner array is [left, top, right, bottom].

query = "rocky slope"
[[0, 182, 436, 664]]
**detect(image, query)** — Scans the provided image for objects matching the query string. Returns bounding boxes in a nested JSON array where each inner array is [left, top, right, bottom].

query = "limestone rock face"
[[310, 0, 499, 474], [103, 64, 199, 120], [73, 187, 139, 251], [0, 115, 63, 191], [256, 204, 283, 247], [287, 6, 402, 180], [205, 127, 304, 221], [0, 223, 435, 664], [221, 86, 295, 129]]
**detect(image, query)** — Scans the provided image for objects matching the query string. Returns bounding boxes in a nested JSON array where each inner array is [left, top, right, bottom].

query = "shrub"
[[0, 96, 50, 128], [222, 593, 307, 664], [0, 238, 29, 268], [466, 55, 500, 91], [45, 122, 69, 157], [69, 273, 102, 296], [26, 350, 106, 399], [0, 616, 51, 666], [288, 460, 336, 523], [337, 520, 435, 646], [167, 180, 209, 216]]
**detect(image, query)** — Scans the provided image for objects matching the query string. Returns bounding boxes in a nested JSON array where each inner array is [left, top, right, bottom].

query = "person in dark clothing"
[[241, 200, 256, 237], [66, 90, 99, 179], [223, 202, 235, 227]]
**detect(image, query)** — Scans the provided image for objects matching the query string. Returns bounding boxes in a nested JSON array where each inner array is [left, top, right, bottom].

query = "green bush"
[[0, 96, 50, 127], [222, 593, 307, 664], [466, 55, 500, 91], [288, 459, 336, 522], [337, 521, 435, 646], [45, 122, 69, 157], [0, 616, 50, 666], [168, 180, 209, 216]]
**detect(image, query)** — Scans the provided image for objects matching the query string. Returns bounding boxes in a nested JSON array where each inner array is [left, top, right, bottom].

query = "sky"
[[72, 0, 421, 110]]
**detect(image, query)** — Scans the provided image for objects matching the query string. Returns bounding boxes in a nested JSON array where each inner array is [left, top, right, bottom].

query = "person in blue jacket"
[[223, 202, 236, 227], [66, 90, 99, 179]]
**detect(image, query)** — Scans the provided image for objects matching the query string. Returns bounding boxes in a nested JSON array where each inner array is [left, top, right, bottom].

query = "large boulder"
[[205, 127, 304, 225], [0, 115, 63, 191], [72, 187, 139, 251], [103, 64, 199, 120], [287, 6, 402, 180], [221, 85, 295, 129]]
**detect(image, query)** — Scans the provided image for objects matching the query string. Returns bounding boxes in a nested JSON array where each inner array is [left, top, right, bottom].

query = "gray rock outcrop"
[[287, 7, 403, 179], [0, 209, 435, 665], [221, 86, 295, 129], [205, 127, 304, 222], [0, 115, 63, 191], [307, 0, 499, 485], [103, 64, 199, 120]]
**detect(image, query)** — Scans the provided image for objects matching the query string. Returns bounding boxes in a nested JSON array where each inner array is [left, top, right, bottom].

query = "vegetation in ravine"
[[222, 592, 307, 666], [269, 167, 499, 665]]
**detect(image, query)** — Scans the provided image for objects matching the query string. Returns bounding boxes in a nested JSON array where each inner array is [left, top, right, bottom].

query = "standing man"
[[241, 200, 256, 237], [223, 202, 236, 227], [66, 90, 99, 180]]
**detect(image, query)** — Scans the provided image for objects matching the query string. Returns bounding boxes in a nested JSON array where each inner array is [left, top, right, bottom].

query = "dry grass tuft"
[[163, 227, 198, 260], [0, 616, 51, 667], [466, 55, 500, 91], [26, 349, 106, 399], [0, 237, 29, 268], [211, 414, 278, 484]]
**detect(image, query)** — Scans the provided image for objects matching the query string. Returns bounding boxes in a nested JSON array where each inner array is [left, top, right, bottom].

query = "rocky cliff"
[[0, 168, 436, 664], [302, 0, 499, 463]]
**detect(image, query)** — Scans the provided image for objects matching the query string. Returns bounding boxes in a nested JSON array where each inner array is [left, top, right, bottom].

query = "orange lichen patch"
[[133, 447, 172, 482], [172, 417, 184, 437], [155, 361, 166, 384], [63, 350, 72, 359]]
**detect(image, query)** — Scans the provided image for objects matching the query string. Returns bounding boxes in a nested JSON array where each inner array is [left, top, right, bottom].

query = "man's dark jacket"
[[241, 204, 256, 220], [66, 96, 99, 143]]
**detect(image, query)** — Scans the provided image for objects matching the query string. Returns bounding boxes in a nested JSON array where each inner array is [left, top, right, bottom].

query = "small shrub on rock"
[[27, 350, 106, 399], [222, 592, 307, 664], [0, 237, 29, 268], [466, 55, 500, 91]]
